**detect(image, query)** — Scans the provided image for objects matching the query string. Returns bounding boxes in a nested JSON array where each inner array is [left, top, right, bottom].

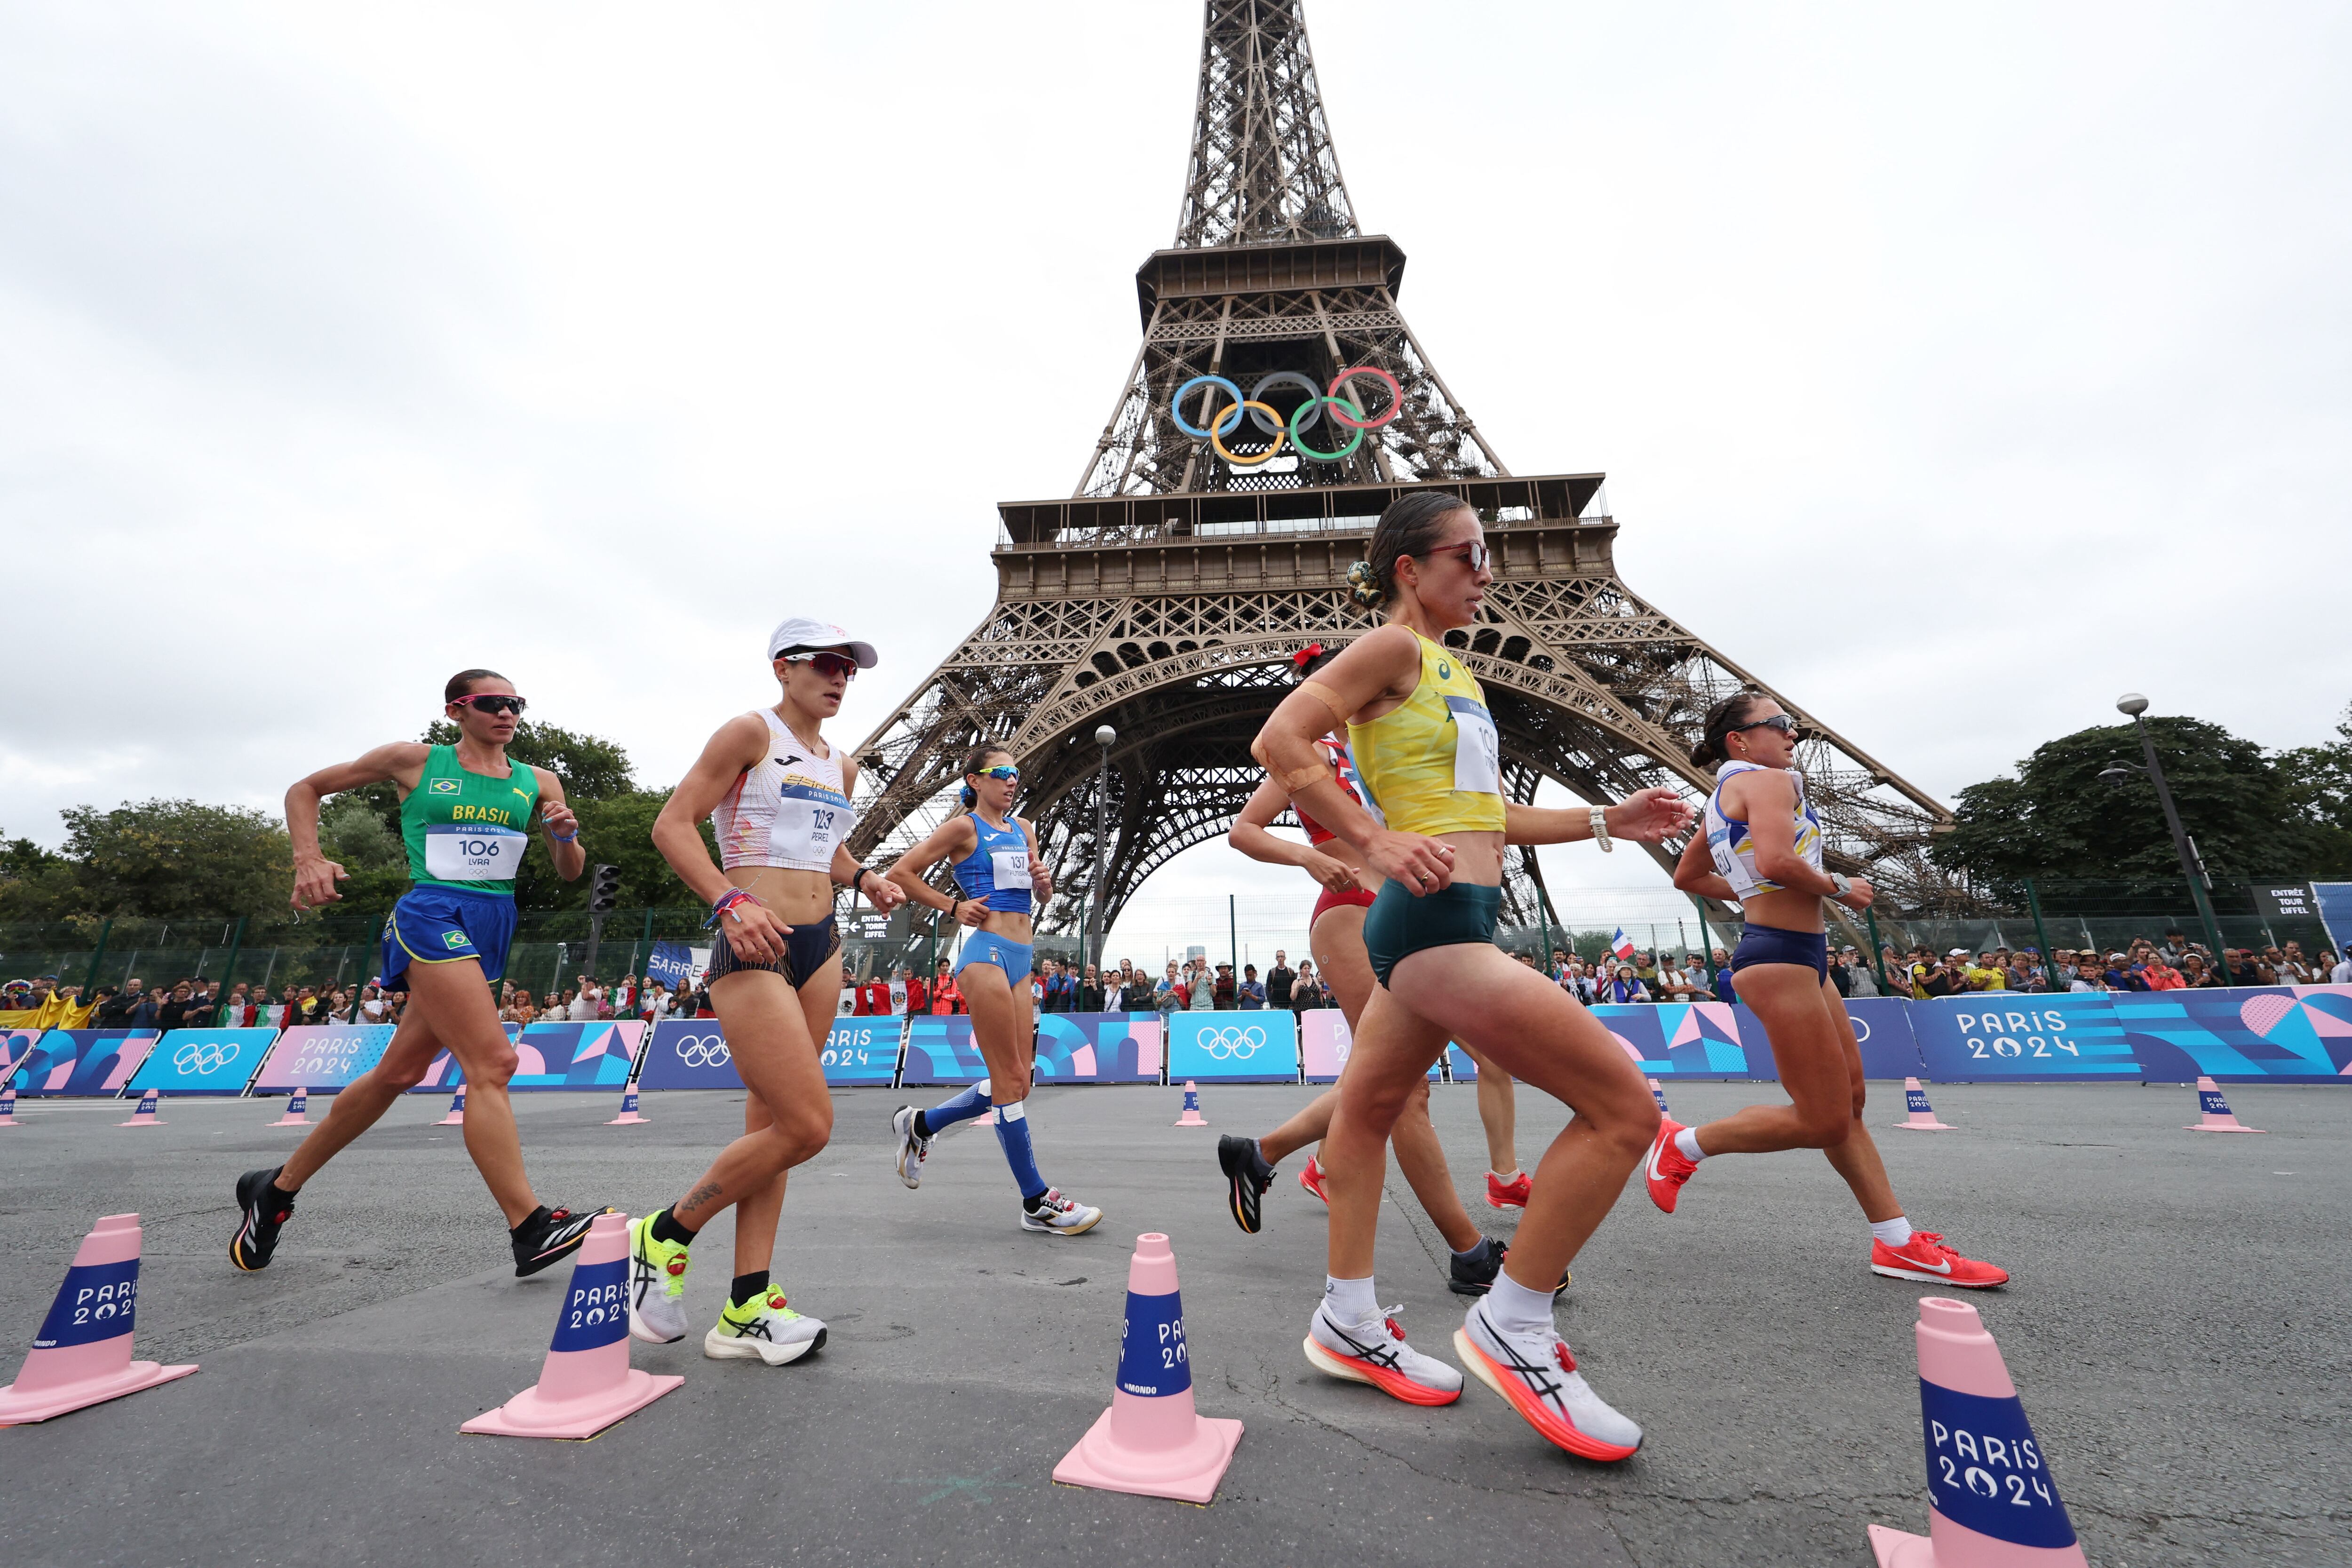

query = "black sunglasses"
[[453, 694, 527, 716], [1730, 714, 1796, 736]]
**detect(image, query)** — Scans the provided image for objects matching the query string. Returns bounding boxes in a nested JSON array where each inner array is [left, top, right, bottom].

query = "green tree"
[[2274, 702, 2352, 879], [514, 789, 718, 911], [43, 800, 293, 920], [1934, 716, 2326, 896]]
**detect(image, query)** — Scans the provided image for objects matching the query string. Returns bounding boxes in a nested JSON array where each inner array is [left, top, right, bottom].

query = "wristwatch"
[[1827, 872, 1852, 901]]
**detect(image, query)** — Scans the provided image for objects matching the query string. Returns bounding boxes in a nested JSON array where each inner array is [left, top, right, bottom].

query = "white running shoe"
[[704, 1286, 827, 1366], [1017, 1187, 1102, 1235], [626, 1212, 691, 1345], [890, 1105, 931, 1189], [1453, 1297, 1642, 1460], [1303, 1300, 1463, 1406]]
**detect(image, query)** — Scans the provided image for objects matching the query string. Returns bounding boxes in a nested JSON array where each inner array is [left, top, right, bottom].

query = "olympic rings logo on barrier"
[[1169, 367, 1404, 467], [674, 1035, 731, 1069], [1198, 1025, 1267, 1061], [174, 1040, 243, 1074]]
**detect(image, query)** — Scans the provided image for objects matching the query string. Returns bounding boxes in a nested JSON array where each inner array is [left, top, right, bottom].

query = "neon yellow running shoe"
[[704, 1286, 827, 1366], [627, 1211, 691, 1345]]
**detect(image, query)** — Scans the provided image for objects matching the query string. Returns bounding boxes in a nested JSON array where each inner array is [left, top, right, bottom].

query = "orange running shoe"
[[1304, 1301, 1462, 1407], [1298, 1154, 1329, 1205], [1453, 1299, 1641, 1461], [1870, 1230, 2009, 1289], [1643, 1118, 1699, 1213], [1485, 1169, 1533, 1210]]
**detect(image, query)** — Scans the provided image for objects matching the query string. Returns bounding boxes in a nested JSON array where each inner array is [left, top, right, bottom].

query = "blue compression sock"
[[919, 1082, 993, 1138], [992, 1101, 1049, 1201]]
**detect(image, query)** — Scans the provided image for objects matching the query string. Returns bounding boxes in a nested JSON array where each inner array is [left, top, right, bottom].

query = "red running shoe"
[[1643, 1118, 1699, 1213], [1485, 1169, 1533, 1210], [1298, 1155, 1329, 1205], [1870, 1230, 2009, 1289]]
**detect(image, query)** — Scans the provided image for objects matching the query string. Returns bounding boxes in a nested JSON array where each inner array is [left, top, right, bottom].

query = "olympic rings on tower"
[[1168, 367, 1404, 467]]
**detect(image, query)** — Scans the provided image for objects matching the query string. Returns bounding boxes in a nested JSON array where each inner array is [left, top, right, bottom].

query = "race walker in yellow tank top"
[[1346, 632, 1507, 836], [1348, 632, 1509, 984]]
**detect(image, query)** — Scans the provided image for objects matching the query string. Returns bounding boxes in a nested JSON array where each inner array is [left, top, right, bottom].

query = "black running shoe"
[[1448, 1236, 1571, 1297], [1218, 1134, 1275, 1234], [511, 1205, 611, 1277], [230, 1166, 294, 1272]]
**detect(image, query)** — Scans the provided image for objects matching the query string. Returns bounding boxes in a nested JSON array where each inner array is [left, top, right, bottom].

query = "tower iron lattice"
[[845, 0, 1952, 943]]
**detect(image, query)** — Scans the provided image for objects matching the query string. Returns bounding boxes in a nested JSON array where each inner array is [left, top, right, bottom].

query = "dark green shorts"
[[1363, 879, 1502, 987]]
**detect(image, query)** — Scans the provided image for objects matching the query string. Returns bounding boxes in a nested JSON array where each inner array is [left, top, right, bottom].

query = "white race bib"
[[991, 848, 1031, 891], [777, 795, 848, 862], [1446, 697, 1502, 796], [424, 824, 525, 881]]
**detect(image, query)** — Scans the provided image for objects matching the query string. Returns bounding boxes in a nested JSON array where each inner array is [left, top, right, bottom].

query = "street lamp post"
[[2099, 693, 2231, 967], [1087, 725, 1116, 975]]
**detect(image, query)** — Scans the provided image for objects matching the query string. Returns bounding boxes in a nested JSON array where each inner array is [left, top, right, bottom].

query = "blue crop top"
[[952, 812, 1034, 914]]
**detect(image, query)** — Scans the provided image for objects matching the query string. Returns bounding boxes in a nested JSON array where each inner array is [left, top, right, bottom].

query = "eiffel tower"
[[848, 0, 1951, 939]]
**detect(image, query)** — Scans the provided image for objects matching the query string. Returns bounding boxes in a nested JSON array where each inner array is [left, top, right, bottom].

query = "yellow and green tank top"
[[400, 744, 542, 895], [1347, 632, 1507, 836]]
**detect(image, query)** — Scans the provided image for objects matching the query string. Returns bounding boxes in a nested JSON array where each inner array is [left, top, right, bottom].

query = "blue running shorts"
[[1730, 922, 1828, 980], [383, 885, 519, 986], [954, 929, 1035, 983]]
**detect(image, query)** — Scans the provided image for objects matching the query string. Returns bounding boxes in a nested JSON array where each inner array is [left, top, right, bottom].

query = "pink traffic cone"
[[270, 1087, 311, 1127], [606, 1086, 649, 1126], [0, 1213, 197, 1424], [1173, 1081, 1208, 1127], [1053, 1232, 1243, 1504], [1648, 1077, 1670, 1115], [1867, 1297, 2086, 1568], [2185, 1077, 2262, 1133], [0, 1086, 19, 1126], [118, 1089, 164, 1128], [460, 1213, 682, 1439], [1894, 1078, 1955, 1131], [436, 1089, 466, 1127]]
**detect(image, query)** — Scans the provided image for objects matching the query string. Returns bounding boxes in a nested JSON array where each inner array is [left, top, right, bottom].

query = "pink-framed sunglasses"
[[781, 651, 859, 681], [452, 693, 527, 716]]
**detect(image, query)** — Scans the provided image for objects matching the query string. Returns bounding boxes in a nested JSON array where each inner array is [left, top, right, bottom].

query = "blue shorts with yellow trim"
[[383, 885, 519, 987]]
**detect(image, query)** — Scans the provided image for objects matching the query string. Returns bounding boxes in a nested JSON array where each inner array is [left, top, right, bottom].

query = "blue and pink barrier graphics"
[[504, 1021, 644, 1090], [127, 1027, 279, 1095], [8, 1029, 159, 1096], [1035, 1012, 1164, 1082], [820, 1018, 900, 1086], [635, 1019, 738, 1090]]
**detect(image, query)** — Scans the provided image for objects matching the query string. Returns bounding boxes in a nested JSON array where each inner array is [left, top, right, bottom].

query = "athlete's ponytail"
[[1351, 491, 1474, 614], [1691, 691, 1770, 768], [958, 742, 1010, 810]]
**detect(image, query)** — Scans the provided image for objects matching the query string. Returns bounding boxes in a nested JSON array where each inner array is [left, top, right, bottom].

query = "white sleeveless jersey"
[[1703, 759, 1824, 899], [711, 709, 854, 873]]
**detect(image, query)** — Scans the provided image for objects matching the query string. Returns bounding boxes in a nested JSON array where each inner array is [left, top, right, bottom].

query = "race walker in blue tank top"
[[952, 812, 1034, 979]]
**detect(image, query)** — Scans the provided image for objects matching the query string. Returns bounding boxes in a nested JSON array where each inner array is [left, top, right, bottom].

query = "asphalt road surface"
[[1, 1079, 2344, 1566]]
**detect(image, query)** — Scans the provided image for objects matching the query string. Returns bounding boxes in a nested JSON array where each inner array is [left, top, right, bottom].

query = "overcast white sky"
[[4, 2, 2347, 942]]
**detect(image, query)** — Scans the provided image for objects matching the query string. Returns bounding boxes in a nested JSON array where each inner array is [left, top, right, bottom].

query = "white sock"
[[1489, 1168, 1523, 1185], [1870, 1217, 1914, 1247], [1674, 1127, 1706, 1162], [1324, 1274, 1379, 1324], [1484, 1271, 1557, 1337]]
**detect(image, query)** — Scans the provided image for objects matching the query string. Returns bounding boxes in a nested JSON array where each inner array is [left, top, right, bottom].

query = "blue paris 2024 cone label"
[[1907, 1089, 1933, 1114], [1115, 1290, 1190, 1398], [2200, 1089, 2231, 1116], [34, 1258, 142, 1349], [1919, 1382, 2077, 1548], [548, 1258, 628, 1352]]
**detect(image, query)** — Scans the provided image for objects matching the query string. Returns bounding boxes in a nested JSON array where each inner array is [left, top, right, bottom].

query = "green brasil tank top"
[[400, 744, 542, 895]]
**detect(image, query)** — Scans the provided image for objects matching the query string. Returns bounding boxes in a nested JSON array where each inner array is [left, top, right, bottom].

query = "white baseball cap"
[[767, 616, 877, 668]]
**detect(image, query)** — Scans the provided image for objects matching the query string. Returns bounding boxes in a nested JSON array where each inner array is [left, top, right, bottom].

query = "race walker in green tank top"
[[401, 744, 542, 895]]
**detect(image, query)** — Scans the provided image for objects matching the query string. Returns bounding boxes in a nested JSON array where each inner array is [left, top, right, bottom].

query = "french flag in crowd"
[[1611, 928, 1637, 961]]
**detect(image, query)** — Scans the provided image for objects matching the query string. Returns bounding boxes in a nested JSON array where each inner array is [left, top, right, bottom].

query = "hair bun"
[[1345, 559, 1387, 609]]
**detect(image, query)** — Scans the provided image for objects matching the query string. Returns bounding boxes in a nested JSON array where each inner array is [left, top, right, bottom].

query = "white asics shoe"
[[626, 1212, 691, 1345], [890, 1105, 931, 1189], [1303, 1300, 1463, 1406], [1454, 1297, 1642, 1460], [704, 1286, 827, 1366], [1017, 1187, 1102, 1235]]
